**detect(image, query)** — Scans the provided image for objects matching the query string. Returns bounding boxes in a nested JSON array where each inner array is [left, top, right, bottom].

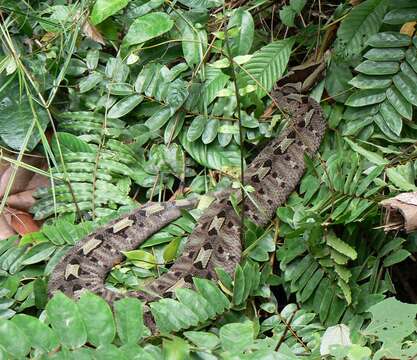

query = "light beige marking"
[[304, 109, 315, 126], [194, 248, 213, 268], [81, 238, 103, 255], [65, 264, 80, 280], [113, 218, 134, 233], [258, 166, 271, 179], [145, 204, 165, 216], [166, 278, 186, 292], [280, 138, 294, 152], [209, 216, 225, 232]]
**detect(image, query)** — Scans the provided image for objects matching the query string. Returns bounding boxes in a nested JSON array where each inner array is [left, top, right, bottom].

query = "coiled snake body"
[[48, 84, 326, 321]]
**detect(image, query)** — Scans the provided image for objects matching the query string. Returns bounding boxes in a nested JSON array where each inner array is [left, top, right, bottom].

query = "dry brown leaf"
[[82, 19, 105, 45], [0, 214, 16, 240], [0, 155, 44, 197], [7, 190, 38, 211], [380, 192, 417, 232], [4, 207, 40, 235], [400, 22, 416, 37], [349, 0, 362, 5]]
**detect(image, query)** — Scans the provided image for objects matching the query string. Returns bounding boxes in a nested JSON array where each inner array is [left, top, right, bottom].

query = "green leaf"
[[123, 250, 156, 269], [325, 232, 357, 261], [184, 331, 219, 350], [364, 47, 405, 61], [175, 288, 215, 321], [78, 292, 116, 346], [325, 60, 353, 103], [393, 71, 417, 106], [386, 86, 412, 120], [124, 12, 174, 46], [383, 8, 417, 24], [232, 264, 245, 305], [344, 137, 388, 165], [0, 76, 49, 151], [95, 344, 128, 360], [345, 89, 386, 107], [46, 292, 87, 349], [366, 32, 411, 48], [180, 131, 241, 172], [386, 164, 417, 191], [52, 132, 94, 154], [90, 0, 130, 25], [21, 242, 56, 265], [202, 119, 219, 144], [279, 6, 296, 27], [238, 39, 294, 97], [379, 100, 402, 135], [114, 297, 144, 344], [334, 0, 387, 61], [355, 60, 399, 75], [181, 23, 207, 67], [145, 106, 173, 131], [364, 298, 417, 345], [187, 115, 207, 142], [194, 278, 231, 314], [348, 74, 392, 89], [0, 319, 31, 358], [107, 95, 144, 119], [177, 0, 222, 9], [219, 321, 254, 354], [383, 249, 411, 267], [228, 9, 254, 56], [11, 314, 59, 352], [163, 337, 190, 360]]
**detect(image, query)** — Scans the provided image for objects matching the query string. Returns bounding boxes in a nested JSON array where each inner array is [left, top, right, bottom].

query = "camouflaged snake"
[[48, 83, 326, 327]]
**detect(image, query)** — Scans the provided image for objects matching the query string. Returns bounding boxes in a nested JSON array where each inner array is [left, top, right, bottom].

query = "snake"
[[48, 81, 326, 329]]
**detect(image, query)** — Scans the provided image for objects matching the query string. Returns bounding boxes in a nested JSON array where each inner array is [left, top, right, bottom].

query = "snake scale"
[[48, 83, 326, 327]]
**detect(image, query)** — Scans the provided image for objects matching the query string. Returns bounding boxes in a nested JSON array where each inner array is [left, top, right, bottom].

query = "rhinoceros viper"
[[48, 80, 326, 329]]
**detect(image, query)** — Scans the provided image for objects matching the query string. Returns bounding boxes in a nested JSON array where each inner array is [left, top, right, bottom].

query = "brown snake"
[[48, 82, 326, 328]]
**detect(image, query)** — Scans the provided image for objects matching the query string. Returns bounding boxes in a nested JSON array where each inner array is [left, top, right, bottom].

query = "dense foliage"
[[1, 0, 417, 358]]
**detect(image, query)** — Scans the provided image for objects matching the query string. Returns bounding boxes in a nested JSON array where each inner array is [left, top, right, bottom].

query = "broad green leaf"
[[177, 0, 222, 9], [364, 47, 405, 61], [345, 89, 386, 107], [163, 337, 190, 360], [325, 60, 353, 103], [52, 132, 94, 154], [279, 6, 296, 27], [232, 264, 245, 305], [20, 242, 56, 265], [124, 12, 174, 46], [348, 74, 391, 89], [325, 232, 357, 260], [46, 292, 87, 349], [364, 298, 417, 346], [334, 0, 387, 61], [405, 47, 417, 73], [193, 278, 230, 314], [78, 292, 116, 346], [175, 288, 214, 320], [0, 76, 49, 151], [344, 137, 388, 165], [11, 314, 59, 352], [123, 249, 156, 269], [200, 68, 229, 108], [180, 131, 241, 172], [150, 299, 200, 333], [95, 344, 128, 360], [90, 0, 130, 25], [114, 297, 144, 344], [393, 72, 417, 106], [184, 331, 220, 350], [181, 23, 207, 67], [0, 319, 30, 357], [386, 164, 417, 191], [202, 119, 219, 144], [219, 321, 254, 354], [227, 9, 254, 56], [145, 106, 173, 131], [386, 86, 412, 119], [383, 249, 411, 267], [238, 39, 294, 97], [383, 8, 417, 24], [300, 269, 324, 302], [187, 115, 207, 142], [354, 60, 399, 75], [79, 72, 103, 93], [379, 100, 402, 135], [366, 32, 411, 47], [107, 95, 143, 119]]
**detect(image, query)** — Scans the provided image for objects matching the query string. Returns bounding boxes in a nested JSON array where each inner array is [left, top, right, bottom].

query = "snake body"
[[48, 85, 326, 312]]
